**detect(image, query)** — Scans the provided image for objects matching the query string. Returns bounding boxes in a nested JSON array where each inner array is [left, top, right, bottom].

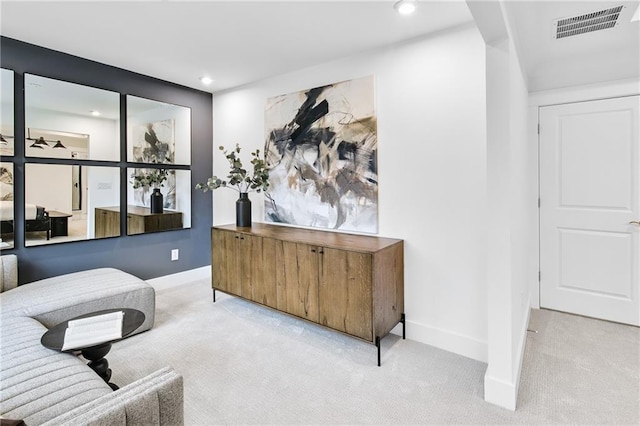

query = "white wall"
[[25, 163, 72, 212], [509, 40, 535, 388], [456, 0, 534, 410], [212, 24, 489, 361], [26, 107, 119, 161], [25, 163, 120, 237]]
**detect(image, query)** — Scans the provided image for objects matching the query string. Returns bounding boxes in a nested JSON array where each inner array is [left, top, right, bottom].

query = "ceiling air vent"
[[553, 5, 623, 39]]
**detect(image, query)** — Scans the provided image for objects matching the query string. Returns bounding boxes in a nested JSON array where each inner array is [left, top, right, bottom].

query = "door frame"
[[530, 79, 640, 310]]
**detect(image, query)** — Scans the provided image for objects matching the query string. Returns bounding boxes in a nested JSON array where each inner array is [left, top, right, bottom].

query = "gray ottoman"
[[0, 268, 155, 333]]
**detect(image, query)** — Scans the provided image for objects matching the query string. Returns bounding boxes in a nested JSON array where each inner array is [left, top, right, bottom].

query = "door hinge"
[[538, 271, 541, 282], [538, 198, 541, 208], [537, 123, 540, 134]]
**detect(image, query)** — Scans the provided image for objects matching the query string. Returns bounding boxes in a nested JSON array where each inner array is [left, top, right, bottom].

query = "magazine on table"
[[62, 311, 124, 350]]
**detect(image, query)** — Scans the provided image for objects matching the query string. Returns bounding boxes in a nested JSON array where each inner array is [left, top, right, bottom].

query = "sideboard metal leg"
[[212, 289, 216, 303], [376, 336, 381, 367], [401, 313, 406, 340]]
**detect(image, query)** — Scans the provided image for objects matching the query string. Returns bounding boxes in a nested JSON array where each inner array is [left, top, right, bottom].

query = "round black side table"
[[41, 308, 145, 390]]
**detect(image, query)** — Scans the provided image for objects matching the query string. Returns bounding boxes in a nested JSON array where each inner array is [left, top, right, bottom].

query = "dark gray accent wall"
[[1, 36, 213, 284]]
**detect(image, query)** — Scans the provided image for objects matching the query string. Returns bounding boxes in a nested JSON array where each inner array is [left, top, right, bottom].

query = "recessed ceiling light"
[[394, 0, 417, 16], [200, 76, 213, 85], [90, 110, 100, 116]]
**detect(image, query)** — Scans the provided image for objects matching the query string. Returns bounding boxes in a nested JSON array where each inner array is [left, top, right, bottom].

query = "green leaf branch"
[[196, 144, 269, 194], [131, 166, 168, 189]]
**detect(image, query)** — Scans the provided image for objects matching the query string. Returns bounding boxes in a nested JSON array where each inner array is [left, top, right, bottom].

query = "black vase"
[[150, 188, 163, 214], [236, 193, 251, 227]]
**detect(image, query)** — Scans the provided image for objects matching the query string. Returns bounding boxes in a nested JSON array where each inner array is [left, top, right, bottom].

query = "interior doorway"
[[71, 151, 88, 213], [539, 95, 639, 326]]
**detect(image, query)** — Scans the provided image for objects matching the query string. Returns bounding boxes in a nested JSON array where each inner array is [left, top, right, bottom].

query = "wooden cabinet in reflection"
[[95, 206, 183, 236], [94, 207, 120, 238], [126, 206, 183, 235]]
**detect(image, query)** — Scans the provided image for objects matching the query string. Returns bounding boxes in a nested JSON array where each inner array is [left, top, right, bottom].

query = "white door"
[[540, 96, 640, 326]]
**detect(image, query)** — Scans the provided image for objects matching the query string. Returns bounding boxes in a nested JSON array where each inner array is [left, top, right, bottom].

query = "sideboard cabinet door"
[[212, 229, 278, 308], [319, 248, 373, 341], [241, 235, 277, 309], [239, 233, 260, 301], [256, 237, 278, 309], [212, 229, 241, 296], [276, 241, 320, 322]]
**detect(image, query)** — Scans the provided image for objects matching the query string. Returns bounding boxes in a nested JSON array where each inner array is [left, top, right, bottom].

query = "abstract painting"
[[0, 163, 13, 201], [264, 76, 378, 233], [132, 119, 175, 164], [0, 131, 14, 157]]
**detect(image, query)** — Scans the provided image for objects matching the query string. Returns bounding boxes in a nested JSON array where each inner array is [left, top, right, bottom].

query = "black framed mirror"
[[25, 74, 120, 161], [0, 68, 14, 157], [0, 69, 15, 249], [126, 95, 191, 165], [126, 167, 191, 235], [25, 163, 120, 246]]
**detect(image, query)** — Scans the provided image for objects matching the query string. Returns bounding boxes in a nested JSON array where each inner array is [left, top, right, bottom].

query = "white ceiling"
[[1, 1, 638, 94], [506, 0, 640, 92], [0, 1, 474, 93]]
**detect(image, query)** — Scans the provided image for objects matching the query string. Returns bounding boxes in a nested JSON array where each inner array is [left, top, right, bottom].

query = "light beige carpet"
[[107, 278, 640, 425]]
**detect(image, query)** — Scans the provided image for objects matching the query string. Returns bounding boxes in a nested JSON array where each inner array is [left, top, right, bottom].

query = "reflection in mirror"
[[27, 128, 89, 158], [126, 168, 191, 235], [25, 164, 120, 246], [1, 69, 15, 156], [127, 95, 191, 165], [25, 74, 120, 161], [0, 162, 14, 249]]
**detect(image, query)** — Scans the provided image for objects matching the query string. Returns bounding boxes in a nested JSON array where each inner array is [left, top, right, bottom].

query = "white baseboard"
[[148, 266, 211, 288], [484, 299, 532, 411], [512, 300, 532, 407], [392, 318, 488, 363], [484, 374, 517, 410]]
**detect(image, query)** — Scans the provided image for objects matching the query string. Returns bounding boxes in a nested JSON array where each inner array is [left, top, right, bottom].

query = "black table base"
[[81, 342, 118, 390]]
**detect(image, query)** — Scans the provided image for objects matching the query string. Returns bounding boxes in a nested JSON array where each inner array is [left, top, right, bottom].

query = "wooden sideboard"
[[95, 206, 183, 237], [211, 223, 404, 365]]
